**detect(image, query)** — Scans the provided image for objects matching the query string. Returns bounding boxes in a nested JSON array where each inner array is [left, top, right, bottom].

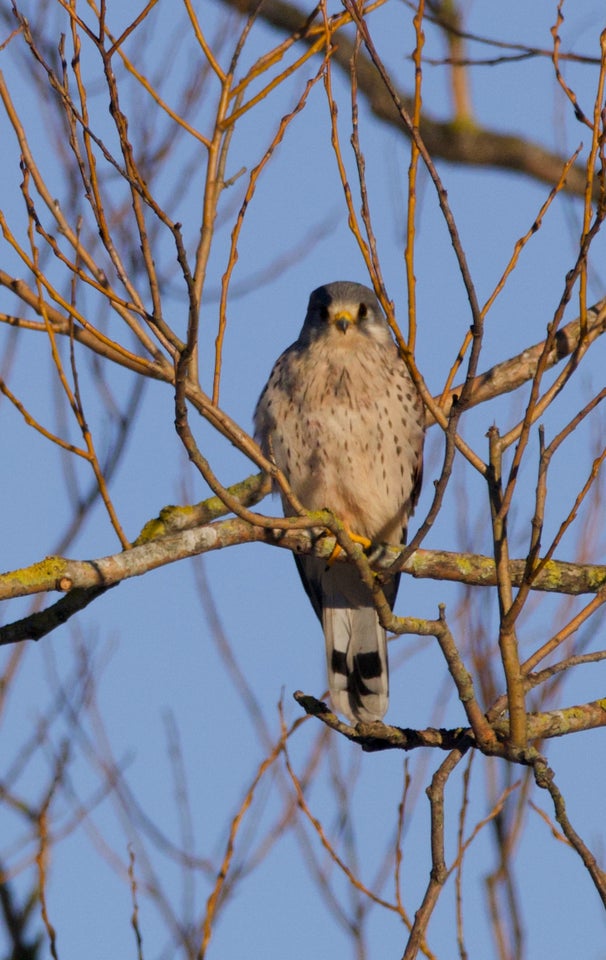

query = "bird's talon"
[[327, 542, 343, 567], [327, 528, 372, 566], [349, 530, 373, 551]]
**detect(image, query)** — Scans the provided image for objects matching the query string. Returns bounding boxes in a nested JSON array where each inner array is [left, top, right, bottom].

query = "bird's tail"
[[320, 564, 389, 723]]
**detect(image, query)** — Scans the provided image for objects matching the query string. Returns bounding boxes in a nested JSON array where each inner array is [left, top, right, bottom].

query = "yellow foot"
[[327, 528, 373, 566]]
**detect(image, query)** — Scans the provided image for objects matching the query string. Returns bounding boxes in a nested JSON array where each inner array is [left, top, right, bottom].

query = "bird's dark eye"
[[358, 302, 368, 320], [318, 304, 329, 322]]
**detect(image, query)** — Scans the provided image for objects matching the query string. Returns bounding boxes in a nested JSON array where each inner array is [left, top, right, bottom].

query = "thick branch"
[[293, 691, 475, 752], [435, 296, 606, 423], [0, 586, 112, 645], [2, 518, 606, 604], [2, 508, 605, 644], [294, 692, 606, 750]]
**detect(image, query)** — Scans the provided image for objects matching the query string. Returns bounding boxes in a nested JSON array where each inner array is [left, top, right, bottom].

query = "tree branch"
[[3, 270, 603, 431], [293, 692, 606, 750], [532, 753, 606, 907], [434, 295, 606, 423], [219, 0, 595, 197], [2, 511, 606, 644]]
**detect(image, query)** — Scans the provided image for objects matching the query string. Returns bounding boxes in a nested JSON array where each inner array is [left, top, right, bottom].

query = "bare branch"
[[218, 0, 596, 196]]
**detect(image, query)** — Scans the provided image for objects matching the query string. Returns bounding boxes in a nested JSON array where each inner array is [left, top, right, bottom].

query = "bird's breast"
[[265, 344, 423, 543]]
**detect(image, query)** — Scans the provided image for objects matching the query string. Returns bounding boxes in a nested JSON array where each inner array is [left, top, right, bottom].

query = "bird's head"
[[299, 281, 393, 347]]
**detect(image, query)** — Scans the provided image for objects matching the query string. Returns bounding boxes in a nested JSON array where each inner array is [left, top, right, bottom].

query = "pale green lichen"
[[134, 517, 168, 545], [458, 553, 489, 578], [2, 555, 67, 588], [134, 504, 197, 545], [133, 474, 270, 547], [586, 568, 606, 591], [537, 560, 566, 590]]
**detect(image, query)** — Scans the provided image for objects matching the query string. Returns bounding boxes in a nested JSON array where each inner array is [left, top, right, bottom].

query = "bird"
[[254, 281, 424, 723]]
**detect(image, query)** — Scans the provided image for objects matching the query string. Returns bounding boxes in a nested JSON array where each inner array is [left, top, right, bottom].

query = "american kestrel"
[[254, 281, 424, 722]]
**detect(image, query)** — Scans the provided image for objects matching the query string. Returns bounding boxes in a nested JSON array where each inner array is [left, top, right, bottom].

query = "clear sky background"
[[1, 1, 606, 958]]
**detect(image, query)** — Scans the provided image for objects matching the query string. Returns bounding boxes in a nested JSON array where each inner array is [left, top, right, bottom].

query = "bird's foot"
[[327, 527, 372, 566]]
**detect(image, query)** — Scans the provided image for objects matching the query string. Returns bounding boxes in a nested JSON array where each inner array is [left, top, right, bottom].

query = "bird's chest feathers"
[[282, 344, 390, 485], [297, 343, 385, 414], [278, 343, 403, 536]]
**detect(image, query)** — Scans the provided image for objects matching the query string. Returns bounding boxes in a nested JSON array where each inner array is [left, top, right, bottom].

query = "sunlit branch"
[[2, 519, 606, 643], [217, 0, 595, 196], [213, 64, 326, 403]]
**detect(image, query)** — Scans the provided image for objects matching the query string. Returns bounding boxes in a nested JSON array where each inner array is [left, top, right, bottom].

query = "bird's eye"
[[318, 304, 329, 322], [358, 302, 368, 320]]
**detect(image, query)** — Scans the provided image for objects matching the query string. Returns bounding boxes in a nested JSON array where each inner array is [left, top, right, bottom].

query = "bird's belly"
[[275, 405, 414, 543]]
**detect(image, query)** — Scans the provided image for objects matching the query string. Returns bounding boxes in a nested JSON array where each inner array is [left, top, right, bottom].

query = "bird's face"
[[300, 281, 393, 348]]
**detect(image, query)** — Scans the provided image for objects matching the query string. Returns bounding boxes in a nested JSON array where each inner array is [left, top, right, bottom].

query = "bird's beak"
[[332, 310, 354, 333]]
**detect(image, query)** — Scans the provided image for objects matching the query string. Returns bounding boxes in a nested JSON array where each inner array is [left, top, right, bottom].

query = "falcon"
[[254, 281, 424, 722]]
